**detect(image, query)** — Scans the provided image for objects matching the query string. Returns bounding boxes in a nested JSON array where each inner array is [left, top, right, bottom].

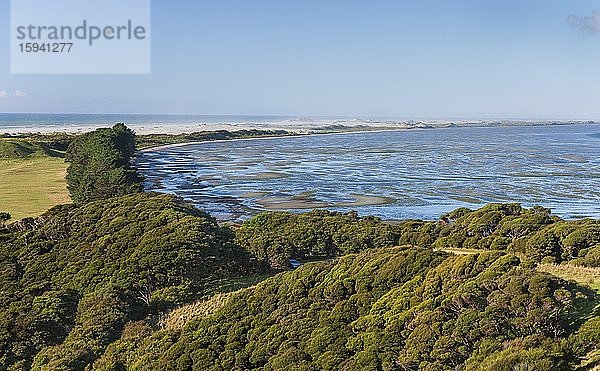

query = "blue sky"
[[1, 0, 599, 119]]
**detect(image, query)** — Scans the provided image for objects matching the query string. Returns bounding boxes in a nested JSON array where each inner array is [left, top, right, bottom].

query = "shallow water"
[[137, 124, 600, 221]]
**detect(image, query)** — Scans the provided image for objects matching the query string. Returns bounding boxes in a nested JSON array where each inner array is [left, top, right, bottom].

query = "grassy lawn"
[[537, 263, 600, 292], [0, 157, 70, 220], [437, 249, 600, 292]]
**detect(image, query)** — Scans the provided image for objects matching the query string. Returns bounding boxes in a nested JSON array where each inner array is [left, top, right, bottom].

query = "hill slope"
[[238, 205, 600, 268], [0, 193, 261, 370], [1, 196, 599, 370], [94, 248, 599, 370]]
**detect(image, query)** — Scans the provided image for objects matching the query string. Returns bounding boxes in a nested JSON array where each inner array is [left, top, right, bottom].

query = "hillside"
[[0, 196, 598, 369], [0, 134, 72, 159], [237, 205, 600, 269], [93, 248, 599, 370], [0, 193, 263, 370], [1, 125, 599, 370]]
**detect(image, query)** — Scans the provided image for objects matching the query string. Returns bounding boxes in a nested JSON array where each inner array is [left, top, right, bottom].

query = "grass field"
[[438, 248, 600, 292], [0, 157, 70, 220], [537, 263, 600, 292]]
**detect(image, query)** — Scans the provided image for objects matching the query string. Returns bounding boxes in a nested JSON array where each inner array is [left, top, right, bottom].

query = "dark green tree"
[[0, 212, 10, 227], [65, 124, 144, 203]]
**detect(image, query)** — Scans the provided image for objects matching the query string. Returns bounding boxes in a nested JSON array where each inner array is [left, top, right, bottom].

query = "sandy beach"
[[0, 117, 425, 136], [3, 114, 594, 137], [256, 194, 395, 210]]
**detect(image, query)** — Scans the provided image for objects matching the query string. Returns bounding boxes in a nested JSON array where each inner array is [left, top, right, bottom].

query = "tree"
[[0, 212, 11, 227], [65, 124, 144, 204]]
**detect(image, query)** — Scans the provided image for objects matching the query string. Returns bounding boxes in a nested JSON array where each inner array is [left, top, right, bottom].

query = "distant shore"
[[137, 127, 418, 152], [1, 115, 597, 136], [139, 121, 600, 152]]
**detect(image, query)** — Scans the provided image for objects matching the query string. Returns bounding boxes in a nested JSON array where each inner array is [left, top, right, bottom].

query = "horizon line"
[[0, 111, 598, 122]]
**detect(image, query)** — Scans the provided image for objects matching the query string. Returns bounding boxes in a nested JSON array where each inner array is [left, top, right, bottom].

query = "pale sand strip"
[[256, 194, 394, 210]]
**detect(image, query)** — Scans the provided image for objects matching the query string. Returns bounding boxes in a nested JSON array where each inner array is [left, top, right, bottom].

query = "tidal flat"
[[137, 124, 600, 222]]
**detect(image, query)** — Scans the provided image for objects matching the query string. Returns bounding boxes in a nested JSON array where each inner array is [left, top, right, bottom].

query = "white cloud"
[[0, 89, 29, 98], [567, 11, 600, 35], [12, 90, 28, 98]]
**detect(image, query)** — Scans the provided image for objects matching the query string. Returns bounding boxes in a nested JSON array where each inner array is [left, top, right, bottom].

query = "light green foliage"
[[136, 129, 292, 149], [0, 133, 73, 159], [1, 200, 599, 369], [432, 204, 556, 251], [434, 204, 600, 267], [0, 157, 70, 220]]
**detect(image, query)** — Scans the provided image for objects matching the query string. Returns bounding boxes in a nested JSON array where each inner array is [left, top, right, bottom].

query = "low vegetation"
[[163, 291, 240, 329], [538, 263, 600, 291], [135, 129, 294, 149], [0, 140, 60, 160], [1, 129, 296, 155], [0, 134, 71, 160], [0, 134, 72, 220], [0, 157, 69, 220]]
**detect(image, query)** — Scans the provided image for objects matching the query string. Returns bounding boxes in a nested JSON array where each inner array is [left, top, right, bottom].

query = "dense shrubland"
[[92, 248, 598, 370], [135, 129, 293, 149], [0, 193, 261, 370], [430, 204, 600, 267], [235, 210, 401, 269], [3, 195, 598, 369], [239, 204, 600, 268]]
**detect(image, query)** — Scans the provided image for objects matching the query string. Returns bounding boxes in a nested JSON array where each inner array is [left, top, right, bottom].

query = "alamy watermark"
[[11, 0, 151, 74]]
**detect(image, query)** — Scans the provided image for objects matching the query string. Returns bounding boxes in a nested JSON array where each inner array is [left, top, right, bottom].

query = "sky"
[[0, 0, 600, 119]]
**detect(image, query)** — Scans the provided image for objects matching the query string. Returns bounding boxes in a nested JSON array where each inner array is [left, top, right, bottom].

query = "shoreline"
[[4, 121, 598, 154]]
